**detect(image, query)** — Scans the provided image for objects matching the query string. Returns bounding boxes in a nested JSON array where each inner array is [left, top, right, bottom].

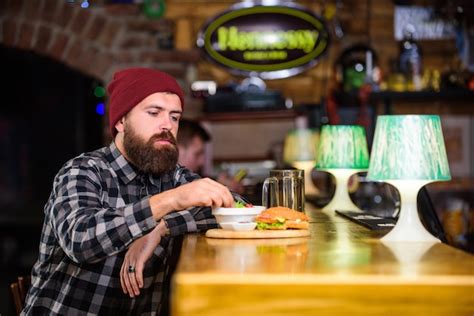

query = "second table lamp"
[[316, 125, 370, 212]]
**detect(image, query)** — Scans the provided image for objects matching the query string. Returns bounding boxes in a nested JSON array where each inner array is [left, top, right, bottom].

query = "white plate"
[[219, 222, 257, 231]]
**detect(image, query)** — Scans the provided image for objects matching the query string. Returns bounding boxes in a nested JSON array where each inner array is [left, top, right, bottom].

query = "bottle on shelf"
[[399, 26, 423, 91]]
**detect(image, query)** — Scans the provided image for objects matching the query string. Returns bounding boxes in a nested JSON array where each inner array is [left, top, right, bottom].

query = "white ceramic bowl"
[[212, 205, 266, 224], [219, 222, 257, 231]]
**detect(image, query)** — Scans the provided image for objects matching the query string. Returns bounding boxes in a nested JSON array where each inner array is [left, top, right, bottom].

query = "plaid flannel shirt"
[[22, 142, 217, 315]]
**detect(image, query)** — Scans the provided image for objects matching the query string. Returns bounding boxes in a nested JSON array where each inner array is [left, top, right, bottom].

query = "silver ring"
[[128, 265, 136, 273]]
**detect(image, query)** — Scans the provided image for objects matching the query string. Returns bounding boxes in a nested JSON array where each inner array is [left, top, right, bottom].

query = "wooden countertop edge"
[[174, 273, 474, 286]]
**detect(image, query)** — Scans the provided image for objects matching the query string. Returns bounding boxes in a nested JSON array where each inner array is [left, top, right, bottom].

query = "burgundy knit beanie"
[[107, 67, 185, 136]]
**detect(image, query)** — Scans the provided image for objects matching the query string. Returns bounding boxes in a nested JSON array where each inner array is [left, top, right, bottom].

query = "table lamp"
[[316, 125, 369, 211], [283, 128, 320, 197], [367, 115, 451, 242]]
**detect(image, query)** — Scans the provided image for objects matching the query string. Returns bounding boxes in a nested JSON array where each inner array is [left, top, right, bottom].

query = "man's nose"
[[158, 114, 173, 131]]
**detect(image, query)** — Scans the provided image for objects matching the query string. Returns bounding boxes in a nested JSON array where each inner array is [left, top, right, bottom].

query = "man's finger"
[[136, 262, 144, 288], [123, 264, 134, 298], [213, 184, 233, 207], [120, 262, 127, 294], [128, 263, 140, 296], [208, 191, 224, 208], [210, 180, 234, 206], [222, 189, 233, 207]]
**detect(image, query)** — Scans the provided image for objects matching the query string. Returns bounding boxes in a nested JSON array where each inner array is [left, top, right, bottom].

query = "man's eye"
[[148, 111, 158, 116], [171, 116, 180, 122]]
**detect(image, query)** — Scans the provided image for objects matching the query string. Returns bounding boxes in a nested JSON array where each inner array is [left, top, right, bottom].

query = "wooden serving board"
[[205, 228, 310, 239]]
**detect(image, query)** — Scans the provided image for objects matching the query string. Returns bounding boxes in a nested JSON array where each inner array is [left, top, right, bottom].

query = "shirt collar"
[[107, 141, 139, 184]]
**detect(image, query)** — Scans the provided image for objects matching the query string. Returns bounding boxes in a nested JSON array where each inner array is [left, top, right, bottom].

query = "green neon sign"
[[197, 3, 330, 79]]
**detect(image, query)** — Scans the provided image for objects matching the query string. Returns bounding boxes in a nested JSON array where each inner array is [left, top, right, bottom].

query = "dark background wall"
[[0, 44, 103, 315]]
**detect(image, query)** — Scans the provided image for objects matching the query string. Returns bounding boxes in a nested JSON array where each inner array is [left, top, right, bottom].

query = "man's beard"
[[123, 127, 179, 176]]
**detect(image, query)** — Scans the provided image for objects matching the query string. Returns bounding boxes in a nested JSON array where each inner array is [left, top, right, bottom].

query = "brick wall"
[[0, 0, 199, 78]]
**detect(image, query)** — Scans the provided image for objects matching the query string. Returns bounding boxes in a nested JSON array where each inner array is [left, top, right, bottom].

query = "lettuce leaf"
[[256, 222, 285, 230], [234, 201, 245, 208]]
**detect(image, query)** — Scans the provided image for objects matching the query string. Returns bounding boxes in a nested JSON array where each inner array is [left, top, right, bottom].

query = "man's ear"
[[115, 117, 125, 133]]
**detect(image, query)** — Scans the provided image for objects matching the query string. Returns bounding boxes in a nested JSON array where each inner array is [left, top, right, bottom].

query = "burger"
[[255, 207, 309, 230]]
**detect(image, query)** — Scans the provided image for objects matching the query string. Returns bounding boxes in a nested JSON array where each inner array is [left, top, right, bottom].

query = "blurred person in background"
[[177, 119, 245, 194], [22, 68, 233, 315]]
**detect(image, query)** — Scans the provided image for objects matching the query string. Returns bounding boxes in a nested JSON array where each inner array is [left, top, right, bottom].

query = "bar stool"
[[10, 276, 30, 316]]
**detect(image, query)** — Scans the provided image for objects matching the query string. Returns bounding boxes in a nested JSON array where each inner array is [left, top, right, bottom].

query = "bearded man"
[[22, 68, 233, 315]]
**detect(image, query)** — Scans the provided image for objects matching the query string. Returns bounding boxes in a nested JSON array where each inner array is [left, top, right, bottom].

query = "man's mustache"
[[149, 132, 177, 146]]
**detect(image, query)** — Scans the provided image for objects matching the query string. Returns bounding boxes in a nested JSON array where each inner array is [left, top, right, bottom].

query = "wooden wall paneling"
[[175, 18, 192, 50]]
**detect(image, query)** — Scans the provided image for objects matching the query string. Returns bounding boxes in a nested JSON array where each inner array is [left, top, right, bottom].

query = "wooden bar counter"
[[171, 206, 474, 316]]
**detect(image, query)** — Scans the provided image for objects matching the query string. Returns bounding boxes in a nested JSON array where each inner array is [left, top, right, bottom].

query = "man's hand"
[[120, 221, 168, 297], [149, 178, 233, 219]]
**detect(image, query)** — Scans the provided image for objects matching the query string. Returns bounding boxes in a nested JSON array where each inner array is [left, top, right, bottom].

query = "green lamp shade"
[[283, 128, 319, 164], [316, 125, 369, 169], [367, 115, 451, 181]]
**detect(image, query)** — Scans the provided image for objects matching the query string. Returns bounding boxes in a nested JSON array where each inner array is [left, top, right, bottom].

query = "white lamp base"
[[322, 169, 360, 212], [382, 181, 440, 243]]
